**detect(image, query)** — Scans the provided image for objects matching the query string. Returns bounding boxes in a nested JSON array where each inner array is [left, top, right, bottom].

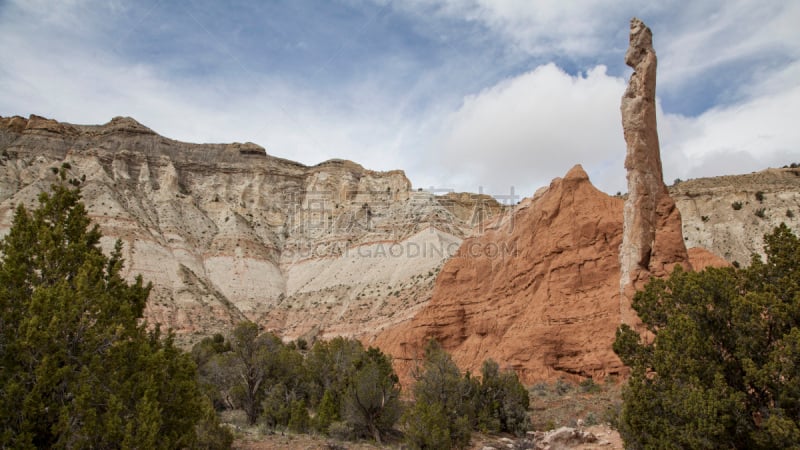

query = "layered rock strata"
[[0, 115, 505, 344], [670, 168, 800, 266]]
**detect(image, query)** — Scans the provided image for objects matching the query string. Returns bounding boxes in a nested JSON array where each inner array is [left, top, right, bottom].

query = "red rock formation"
[[687, 247, 731, 270], [375, 165, 628, 383], [376, 19, 694, 384], [619, 18, 690, 324]]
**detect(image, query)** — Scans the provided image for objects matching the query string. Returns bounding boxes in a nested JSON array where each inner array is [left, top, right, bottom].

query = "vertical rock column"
[[619, 18, 690, 324]]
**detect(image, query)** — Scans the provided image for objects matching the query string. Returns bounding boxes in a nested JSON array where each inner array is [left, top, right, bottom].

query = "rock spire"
[[619, 18, 690, 322]]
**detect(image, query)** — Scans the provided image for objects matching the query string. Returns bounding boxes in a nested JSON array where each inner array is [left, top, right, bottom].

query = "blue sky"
[[1, 0, 798, 197]]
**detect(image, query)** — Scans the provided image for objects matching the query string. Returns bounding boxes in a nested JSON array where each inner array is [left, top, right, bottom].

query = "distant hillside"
[[0, 114, 505, 345], [670, 167, 800, 265]]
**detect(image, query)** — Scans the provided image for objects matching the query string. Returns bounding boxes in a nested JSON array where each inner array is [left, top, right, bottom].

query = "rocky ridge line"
[[0, 114, 506, 345]]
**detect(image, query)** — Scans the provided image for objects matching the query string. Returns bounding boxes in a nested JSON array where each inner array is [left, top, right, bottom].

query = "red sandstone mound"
[[375, 165, 632, 383]]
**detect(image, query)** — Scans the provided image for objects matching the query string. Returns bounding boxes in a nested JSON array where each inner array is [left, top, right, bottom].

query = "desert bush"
[[555, 378, 572, 395], [579, 378, 601, 394], [403, 401, 453, 450], [404, 341, 530, 448], [314, 389, 339, 433], [530, 382, 549, 397], [327, 421, 355, 441], [288, 399, 310, 432], [476, 359, 530, 435], [755, 207, 766, 219], [203, 335, 402, 442], [404, 340, 476, 449], [755, 190, 765, 202], [341, 347, 401, 443], [732, 201, 743, 210]]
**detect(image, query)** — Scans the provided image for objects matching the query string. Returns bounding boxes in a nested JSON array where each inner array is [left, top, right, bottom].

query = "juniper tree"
[[403, 339, 476, 449], [0, 185, 230, 448], [614, 224, 800, 449], [341, 347, 401, 443]]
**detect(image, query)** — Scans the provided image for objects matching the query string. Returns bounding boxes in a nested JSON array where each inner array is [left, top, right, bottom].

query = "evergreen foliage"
[[614, 224, 800, 449], [314, 389, 340, 433], [0, 185, 231, 448], [341, 347, 401, 443], [403, 401, 452, 449], [476, 359, 530, 435], [193, 328, 402, 442], [404, 339, 475, 449], [288, 399, 310, 433], [403, 340, 530, 449]]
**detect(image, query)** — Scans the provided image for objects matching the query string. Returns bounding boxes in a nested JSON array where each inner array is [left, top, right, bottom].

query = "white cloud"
[[661, 76, 800, 182], [0, 1, 422, 174], [412, 56, 800, 197], [2, 0, 798, 203], [415, 64, 627, 197], [657, 1, 800, 93], [394, 0, 642, 58]]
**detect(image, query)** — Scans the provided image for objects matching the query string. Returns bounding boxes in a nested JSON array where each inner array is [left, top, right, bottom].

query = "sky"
[[1, 0, 799, 199]]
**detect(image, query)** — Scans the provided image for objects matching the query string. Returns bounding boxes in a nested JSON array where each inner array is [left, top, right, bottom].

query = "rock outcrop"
[[670, 167, 800, 265], [618, 18, 690, 322], [0, 114, 505, 345], [376, 18, 696, 383], [374, 165, 628, 383]]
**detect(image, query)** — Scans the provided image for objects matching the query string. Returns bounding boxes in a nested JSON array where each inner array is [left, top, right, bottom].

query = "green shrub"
[[407, 340, 474, 449], [314, 390, 339, 433], [530, 382, 548, 397], [288, 399, 310, 433], [327, 421, 355, 441], [341, 348, 401, 443], [579, 378, 601, 394], [613, 225, 800, 449], [403, 401, 452, 450], [755, 208, 766, 219], [476, 359, 530, 435], [755, 191, 765, 202], [0, 185, 228, 448], [732, 201, 743, 210]]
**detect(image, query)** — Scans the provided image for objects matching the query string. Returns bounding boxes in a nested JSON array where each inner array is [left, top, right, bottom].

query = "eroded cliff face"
[[618, 18, 690, 322], [671, 168, 800, 265], [0, 114, 505, 344], [374, 166, 628, 384]]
